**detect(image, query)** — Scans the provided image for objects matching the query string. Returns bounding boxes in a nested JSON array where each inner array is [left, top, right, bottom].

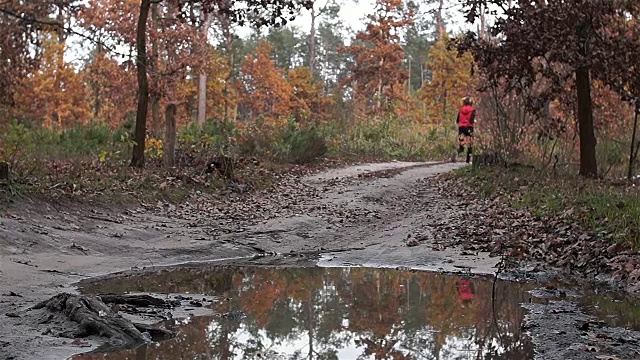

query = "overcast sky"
[[65, 0, 478, 66], [236, 0, 474, 38]]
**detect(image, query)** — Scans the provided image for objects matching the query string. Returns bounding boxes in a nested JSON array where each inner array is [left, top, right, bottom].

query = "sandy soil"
[[1, 161, 639, 360], [0, 161, 475, 360]]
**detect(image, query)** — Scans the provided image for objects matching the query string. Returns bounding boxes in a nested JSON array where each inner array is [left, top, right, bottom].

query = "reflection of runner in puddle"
[[457, 279, 475, 306]]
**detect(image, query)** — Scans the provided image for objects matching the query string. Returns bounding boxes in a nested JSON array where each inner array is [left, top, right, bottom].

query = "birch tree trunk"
[[197, 11, 214, 127]]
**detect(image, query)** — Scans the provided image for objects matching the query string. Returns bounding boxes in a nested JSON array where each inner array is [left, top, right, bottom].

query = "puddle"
[[582, 292, 640, 330], [73, 266, 535, 359]]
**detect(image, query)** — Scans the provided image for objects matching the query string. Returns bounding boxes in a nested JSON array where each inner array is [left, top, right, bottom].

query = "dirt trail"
[[0, 161, 474, 360], [4, 161, 638, 360]]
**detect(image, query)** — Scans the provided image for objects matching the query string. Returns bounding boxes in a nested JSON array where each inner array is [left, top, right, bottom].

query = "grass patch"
[[0, 115, 455, 204], [452, 166, 640, 249], [583, 293, 640, 329], [326, 117, 456, 161]]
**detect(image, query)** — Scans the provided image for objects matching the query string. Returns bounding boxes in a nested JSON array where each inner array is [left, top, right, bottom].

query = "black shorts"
[[458, 126, 474, 137]]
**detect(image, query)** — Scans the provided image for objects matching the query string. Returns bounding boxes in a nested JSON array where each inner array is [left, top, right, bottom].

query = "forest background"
[[1, 0, 639, 200]]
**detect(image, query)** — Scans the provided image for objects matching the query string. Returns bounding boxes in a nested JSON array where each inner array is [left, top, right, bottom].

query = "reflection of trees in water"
[[74, 267, 535, 360], [73, 316, 220, 360], [80, 267, 236, 295]]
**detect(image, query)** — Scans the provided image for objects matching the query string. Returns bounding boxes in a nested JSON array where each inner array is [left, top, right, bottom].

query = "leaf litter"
[[422, 171, 640, 296]]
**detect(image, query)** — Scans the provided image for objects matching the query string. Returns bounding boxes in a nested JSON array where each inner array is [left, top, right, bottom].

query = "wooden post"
[[164, 104, 177, 168], [628, 103, 639, 180]]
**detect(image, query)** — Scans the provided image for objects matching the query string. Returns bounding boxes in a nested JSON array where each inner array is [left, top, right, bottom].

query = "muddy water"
[[73, 266, 534, 360]]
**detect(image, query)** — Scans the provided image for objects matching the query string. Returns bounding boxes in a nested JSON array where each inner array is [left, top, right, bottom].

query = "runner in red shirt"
[[456, 97, 476, 163]]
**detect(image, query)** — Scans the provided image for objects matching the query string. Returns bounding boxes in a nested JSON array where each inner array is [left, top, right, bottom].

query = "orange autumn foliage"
[[77, 0, 140, 46], [240, 41, 293, 124], [206, 53, 234, 121], [79, 0, 214, 130], [81, 51, 137, 127], [287, 66, 333, 122], [340, 0, 414, 115], [420, 34, 477, 125], [12, 35, 90, 128]]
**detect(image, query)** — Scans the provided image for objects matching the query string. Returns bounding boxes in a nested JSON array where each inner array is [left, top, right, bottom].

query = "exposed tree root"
[[32, 293, 174, 351], [98, 294, 179, 308]]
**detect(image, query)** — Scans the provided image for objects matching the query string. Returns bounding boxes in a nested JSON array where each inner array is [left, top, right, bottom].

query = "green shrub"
[[179, 118, 238, 153], [275, 120, 328, 164], [597, 138, 627, 178]]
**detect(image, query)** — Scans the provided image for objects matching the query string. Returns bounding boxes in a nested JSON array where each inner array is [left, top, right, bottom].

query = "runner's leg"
[[458, 128, 465, 154]]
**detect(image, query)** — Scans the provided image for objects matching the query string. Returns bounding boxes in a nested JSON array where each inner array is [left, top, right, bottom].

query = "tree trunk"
[[628, 104, 639, 180], [197, 12, 214, 127], [197, 71, 208, 126], [150, 2, 161, 136], [323, 36, 330, 95], [407, 57, 411, 95], [164, 103, 177, 168], [135, 343, 148, 360], [56, 3, 66, 44], [308, 6, 317, 73], [575, 66, 598, 177], [442, 83, 448, 124], [436, 0, 445, 38], [131, 0, 151, 168], [376, 57, 384, 111], [479, 3, 486, 40], [93, 68, 102, 118], [218, 0, 234, 121], [307, 296, 314, 360]]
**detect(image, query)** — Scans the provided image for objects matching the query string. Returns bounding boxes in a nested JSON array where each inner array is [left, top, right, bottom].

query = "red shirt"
[[457, 105, 476, 127]]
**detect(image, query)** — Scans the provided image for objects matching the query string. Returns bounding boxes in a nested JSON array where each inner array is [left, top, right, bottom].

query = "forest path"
[[1, 160, 481, 360]]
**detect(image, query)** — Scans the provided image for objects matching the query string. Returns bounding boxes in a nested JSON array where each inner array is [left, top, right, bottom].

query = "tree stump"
[[0, 161, 9, 185], [472, 152, 505, 168], [206, 155, 235, 179], [164, 103, 177, 168]]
